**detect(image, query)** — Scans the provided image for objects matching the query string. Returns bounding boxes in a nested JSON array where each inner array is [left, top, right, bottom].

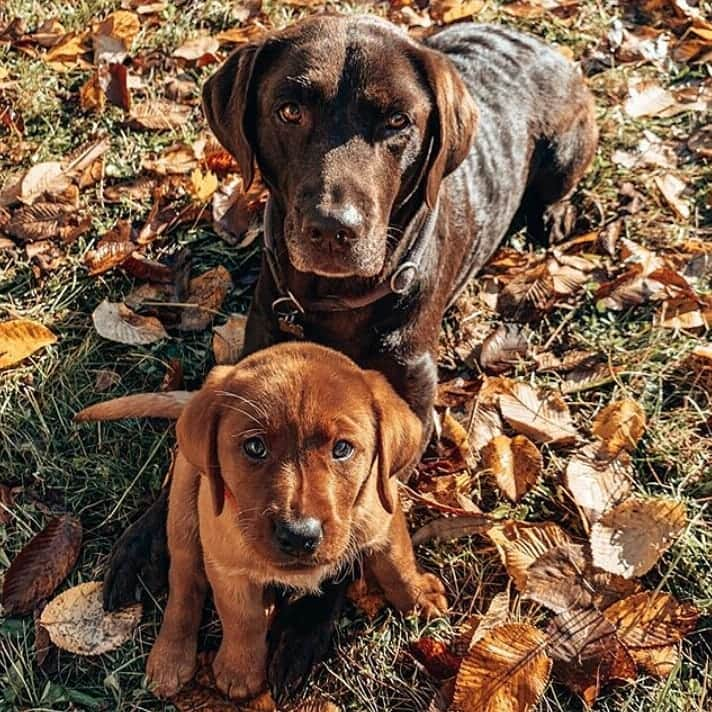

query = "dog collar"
[[262, 196, 439, 338]]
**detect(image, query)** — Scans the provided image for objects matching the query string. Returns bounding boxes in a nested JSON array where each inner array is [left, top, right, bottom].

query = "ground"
[[0, 1, 710, 711]]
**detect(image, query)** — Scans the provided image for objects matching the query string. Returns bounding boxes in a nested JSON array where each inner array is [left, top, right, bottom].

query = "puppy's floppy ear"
[[202, 41, 265, 189], [365, 371, 423, 514], [418, 48, 479, 210], [175, 365, 235, 518]]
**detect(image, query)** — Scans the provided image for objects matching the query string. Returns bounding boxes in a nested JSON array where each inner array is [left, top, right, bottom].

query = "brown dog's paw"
[[213, 647, 266, 700], [399, 572, 448, 619], [146, 634, 196, 698]]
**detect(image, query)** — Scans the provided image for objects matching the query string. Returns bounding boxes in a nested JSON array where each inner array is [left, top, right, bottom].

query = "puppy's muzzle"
[[273, 517, 323, 557]]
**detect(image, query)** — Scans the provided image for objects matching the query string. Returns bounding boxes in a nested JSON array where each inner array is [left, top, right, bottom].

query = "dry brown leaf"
[[623, 81, 677, 118], [129, 100, 192, 130], [431, 1, 485, 24], [478, 324, 529, 374], [180, 265, 233, 332], [411, 513, 491, 546], [142, 144, 198, 175], [630, 644, 679, 677], [94, 368, 121, 392], [79, 72, 105, 112], [481, 434, 542, 502], [654, 173, 690, 220], [522, 543, 592, 613], [548, 607, 636, 706], [1, 516, 81, 614], [39, 581, 142, 655], [93, 10, 140, 46], [92, 300, 168, 345], [657, 295, 712, 330], [590, 498, 687, 578], [346, 574, 387, 621], [84, 228, 136, 275], [173, 35, 220, 60], [565, 443, 632, 524], [0, 319, 57, 369], [603, 591, 698, 650], [410, 637, 462, 680], [488, 520, 574, 591], [499, 382, 579, 446], [451, 623, 551, 712], [0, 484, 17, 525], [44, 32, 90, 69], [212, 314, 247, 365], [592, 399, 646, 457], [212, 174, 268, 245]]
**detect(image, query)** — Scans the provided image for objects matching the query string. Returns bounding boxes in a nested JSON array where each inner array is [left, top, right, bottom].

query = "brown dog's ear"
[[202, 42, 265, 189], [419, 48, 479, 209], [175, 365, 235, 517], [365, 371, 423, 514]]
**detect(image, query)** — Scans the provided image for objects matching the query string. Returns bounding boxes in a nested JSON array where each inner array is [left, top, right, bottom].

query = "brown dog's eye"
[[386, 112, 410, 130], [243, 436, 268, 461], [277, 102, 302, 124], [332, 439, 354, 461]]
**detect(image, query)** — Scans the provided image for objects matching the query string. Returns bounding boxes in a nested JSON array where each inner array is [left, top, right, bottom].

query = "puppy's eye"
[[386, 112, 410, 130], [332, 439, 354, 461], [277, 102, 302, 124], [243, 436, 268, 461]]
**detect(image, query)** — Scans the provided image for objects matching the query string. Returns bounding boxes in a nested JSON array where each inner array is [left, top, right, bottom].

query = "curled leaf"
[[592, 399, 646, 457], [0, 319, 57, 369], [92, 300, 168, 345], [481, 434, 542, 502]]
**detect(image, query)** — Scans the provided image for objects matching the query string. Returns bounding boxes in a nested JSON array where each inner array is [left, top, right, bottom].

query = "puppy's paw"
[[213, 647, 266, 700], [399, 572, 448, 619], [146, 634, 196, 698]]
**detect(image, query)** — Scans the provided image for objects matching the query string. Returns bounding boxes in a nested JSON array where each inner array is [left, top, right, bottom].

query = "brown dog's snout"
[[273, 517, 324, 556], [303, 205, 364, 250]]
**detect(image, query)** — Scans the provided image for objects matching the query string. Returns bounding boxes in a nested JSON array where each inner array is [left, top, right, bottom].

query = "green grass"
[[1, 0, 711, 710]]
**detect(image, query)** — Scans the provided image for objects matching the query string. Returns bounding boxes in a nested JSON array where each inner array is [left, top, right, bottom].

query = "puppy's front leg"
[[208, 567, 268, 699], [367, 506, 447, 619], [147, 453, 207, 697]]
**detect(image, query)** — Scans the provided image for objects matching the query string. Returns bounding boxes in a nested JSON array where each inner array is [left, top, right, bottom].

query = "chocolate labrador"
[[102, 13, 597, 695]]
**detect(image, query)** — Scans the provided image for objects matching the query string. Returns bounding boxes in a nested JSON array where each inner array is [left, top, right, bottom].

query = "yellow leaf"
[[452, 623, 551, 712], [481, 434, 542, 502], [0, 319, 57, 369], [190, 167, 218, 203], [93, 10, 141, 45], [591, 399, 646, 456]]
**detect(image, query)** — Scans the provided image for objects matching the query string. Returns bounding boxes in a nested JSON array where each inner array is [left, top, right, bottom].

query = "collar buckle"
[[389, 260, 418, 295]]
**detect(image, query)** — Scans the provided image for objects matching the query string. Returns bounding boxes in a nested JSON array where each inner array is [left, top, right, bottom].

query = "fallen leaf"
[[346, 574, 387, 620], [92, 300, 169, 345], [180, 265, 233, 332], [452, 623, 551, 712], [143, 143, 198, 175], [431, 0, 485, 24], [654, 173, 690, 220], [44, 32, 90, 69], [590, 498, 687, 578], [190, 167, 218, 202], [657, 295, 711, 330], [488, 520, 574, 591], [522, 543, 593, 613], [603, 591, 698, 650], [478, 324, 529, 374], [173, 35, 220, 60], [212, 314, 247, 364], [564, 443, 632, 524], [591, 399, 646, 457], [161, 358, 184, 391], [688, 124, 712, 158], [0, 319, 57, 369], [411, 514, 492, 546], [499, 382, 579, 446], [481, 434, 542, 502], [92, 10, 140, 47], [129, 100, 192, 130], [79, 72, 105, 112], [39, 581, 142, 655], [94, 368, 121, 392], [1, 515, 82, 615], [623, 81, 677, 118], [410, 637, 462, 679], [84, 226, 136, 275], [0, 483, 17, 525], [212, 174, 268, 245]]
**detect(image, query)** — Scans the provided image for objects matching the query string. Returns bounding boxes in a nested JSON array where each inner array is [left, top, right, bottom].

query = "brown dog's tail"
[[74, 391, 193, 422]]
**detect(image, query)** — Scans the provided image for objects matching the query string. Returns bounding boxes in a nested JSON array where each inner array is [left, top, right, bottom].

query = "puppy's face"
[[177, 343, 421, 584], [202, 14, 478, 279]]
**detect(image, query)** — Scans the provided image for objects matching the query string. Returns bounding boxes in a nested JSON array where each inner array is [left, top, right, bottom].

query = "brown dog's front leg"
[[367, 507, 447, 619], [146, 453, 207, 697], [208, 568, 268, 700]]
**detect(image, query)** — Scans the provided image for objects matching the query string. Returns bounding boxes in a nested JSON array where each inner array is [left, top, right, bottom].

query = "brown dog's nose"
[[273, 517, 323, 556], [304, 207, 362, 249]]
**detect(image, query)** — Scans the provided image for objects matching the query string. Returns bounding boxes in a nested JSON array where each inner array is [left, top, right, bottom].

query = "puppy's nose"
[[304, 207, 363, 249], [273, 517, 323, 556]]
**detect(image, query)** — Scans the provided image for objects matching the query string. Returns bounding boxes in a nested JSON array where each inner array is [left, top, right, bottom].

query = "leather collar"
[[262, 196, 439, 337]]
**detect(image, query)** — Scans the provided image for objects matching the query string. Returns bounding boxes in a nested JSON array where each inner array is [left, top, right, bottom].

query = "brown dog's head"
[[202, 14, 477, 279], [175, 342, 421, 586]]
